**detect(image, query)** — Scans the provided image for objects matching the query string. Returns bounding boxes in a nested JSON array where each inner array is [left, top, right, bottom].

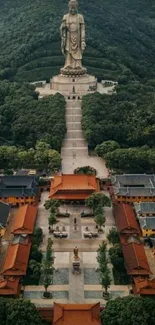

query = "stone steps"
[[65, 130, 84, 138], [66, 109, 82, 115], [66, 115, 81, 123], [61, 99, 88, 159], [66, 101, 81, 108], [63, 139, 87, 147], [67, 124, 83, 131], [61, 148, 88, 157]]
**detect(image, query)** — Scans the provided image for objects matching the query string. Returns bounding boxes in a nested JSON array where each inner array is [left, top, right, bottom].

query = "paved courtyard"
[[25, 196, 130, 306]]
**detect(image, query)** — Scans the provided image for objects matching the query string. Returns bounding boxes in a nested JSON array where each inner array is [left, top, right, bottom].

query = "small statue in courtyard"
[[74, 217, 77, 224], [74, 246, 79, 259]]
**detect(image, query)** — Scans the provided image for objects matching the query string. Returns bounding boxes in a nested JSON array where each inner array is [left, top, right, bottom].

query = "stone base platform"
[[60, 67, 87, 76], [50, 73, 97, 97]]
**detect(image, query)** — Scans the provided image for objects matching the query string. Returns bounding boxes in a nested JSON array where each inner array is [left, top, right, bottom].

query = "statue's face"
[[69, 5, 77, 15]]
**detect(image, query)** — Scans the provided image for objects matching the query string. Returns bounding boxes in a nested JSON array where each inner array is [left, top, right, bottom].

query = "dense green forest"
[[82, 83, 155, 173], [82, 84, 155, 149], [0, 81, 66, 150], [0, 0, 155, 173], [0, 0, 155, 82]]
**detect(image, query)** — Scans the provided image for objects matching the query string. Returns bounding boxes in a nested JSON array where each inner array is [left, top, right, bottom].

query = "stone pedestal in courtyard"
[[50, 72, 97, 98], [72, 256, 81, 274]]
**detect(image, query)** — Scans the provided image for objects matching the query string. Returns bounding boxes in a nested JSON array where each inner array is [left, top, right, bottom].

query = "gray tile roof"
[[0, 176, 38, 198], [112, 174, 155, 187], [138, 217, 155, 230], [134, 202, 155, 214], [0, 176, 38, 187], [112, 174, 155, 197], [0, 201, 10, 226]]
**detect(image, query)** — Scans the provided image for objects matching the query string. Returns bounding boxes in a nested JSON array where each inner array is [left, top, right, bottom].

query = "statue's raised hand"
[[81, 41, 86, 51]]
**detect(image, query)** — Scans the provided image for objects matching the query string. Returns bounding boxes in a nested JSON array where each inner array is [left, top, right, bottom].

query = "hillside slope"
[[0, 0, 155, 82]]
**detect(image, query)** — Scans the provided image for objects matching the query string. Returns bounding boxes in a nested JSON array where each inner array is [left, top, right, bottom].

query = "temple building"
[[138, 217, 155, 237], [0, 201, 11, 237], [1, 240, 31, 276], [134, 202, 155, 237], [0, 277, 21, 297], [133, 277, 155, 296], [49, 174, 99, 201], [122, 242, 152, 276], [11, 204, 37, 235], [134, 202, 155, 217], [53, 303, 101, 325], [113, 202, 141, 235], [112, 174, 155, 203], [0, 176, 38, 206]]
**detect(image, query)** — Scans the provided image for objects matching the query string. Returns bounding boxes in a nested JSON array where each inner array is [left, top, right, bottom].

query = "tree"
[[0, 297, 7, 325], [95, 140, 120, 157], [107, 227, 119, 245], [100, 296, 155, 325], [97, 241, 108, 273], [30, 245, 42, 263], [85, 192, 111, 212], [105, 148, 150, 173], [29, 260, 41, 280], [42, 238, 54, 298], [48, 149, 61, 172], [74, 166, 97, 175], [109, 244, 125, 272], [17, 148, 35, 168], [49, 213, 57, 230], [43, 275, 51, 296], [6, 299, 43, 325], [94, 203, 106, 230], [44, 199, 61, 212], [33, 227, 43, 246], [97, 241, 111, 298], [101, 269, 111, 296]]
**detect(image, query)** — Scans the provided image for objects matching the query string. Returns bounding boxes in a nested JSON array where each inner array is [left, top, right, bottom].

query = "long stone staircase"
[[61, 100, 88, 159]]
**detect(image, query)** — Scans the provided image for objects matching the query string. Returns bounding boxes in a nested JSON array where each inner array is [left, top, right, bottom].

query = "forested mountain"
[[0, 81, 66, 150], [0, 0, 155, 82]]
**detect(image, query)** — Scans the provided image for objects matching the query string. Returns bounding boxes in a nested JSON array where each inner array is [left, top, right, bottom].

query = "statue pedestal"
[[72, 256, 81, 274], [50, 73, 97, 98]]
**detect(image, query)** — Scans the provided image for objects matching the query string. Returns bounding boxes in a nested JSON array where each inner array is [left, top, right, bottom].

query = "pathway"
[[61, 99, 108, 178], [36, 191, 49, 252], [69, 252, 84, 303], [69, 207, 82, 240]]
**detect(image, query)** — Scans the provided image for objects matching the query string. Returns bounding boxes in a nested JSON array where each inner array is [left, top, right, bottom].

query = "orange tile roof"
[[113, 203, 141, 235], [1, 242, 31, 276], [122, 243, 152, 275], [49, 174, 99, 200], [0, 277, 20, 296], [133, 276, 155, 295], [12, 204, 37, 234], [53, 303, 101, 325]]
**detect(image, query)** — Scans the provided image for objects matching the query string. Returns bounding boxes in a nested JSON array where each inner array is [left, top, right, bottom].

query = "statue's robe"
[[61, 13, 85, 69]]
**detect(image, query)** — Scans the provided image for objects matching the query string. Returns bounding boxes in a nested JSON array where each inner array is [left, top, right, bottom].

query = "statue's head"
[[68, 0, 78, 14]]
